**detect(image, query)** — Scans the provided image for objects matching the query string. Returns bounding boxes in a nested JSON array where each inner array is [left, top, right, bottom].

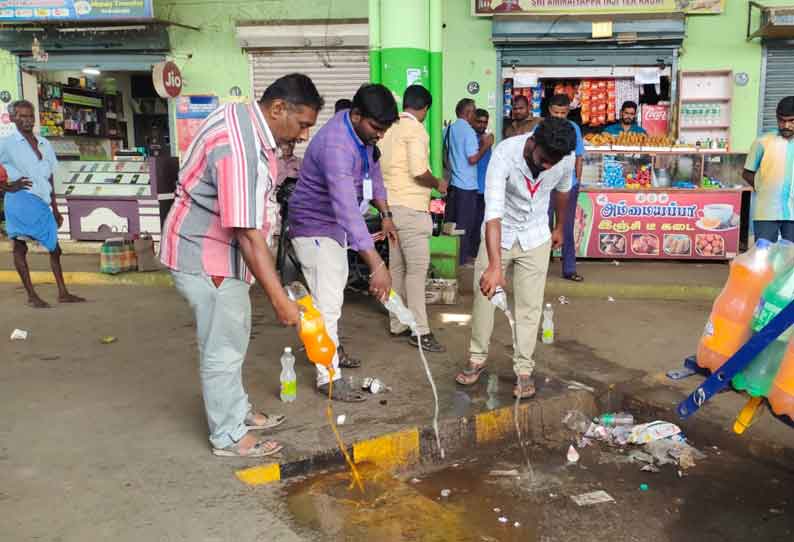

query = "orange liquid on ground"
[[697, 262, 775, 372], [769, 337, 794, 418], [295, 295, 363, 493]]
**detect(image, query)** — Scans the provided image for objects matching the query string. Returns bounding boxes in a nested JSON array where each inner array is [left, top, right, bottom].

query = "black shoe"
[[409, 332, 446, 353], [390, 329, 412, 340]]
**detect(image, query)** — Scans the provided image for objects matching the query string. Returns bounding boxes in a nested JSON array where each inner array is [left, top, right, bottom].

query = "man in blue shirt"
[[547, 94, 585, 281], [0, 100, 84, 308], [444, 98, 493, 264], [472, 108, 492, 259], [603, 101, 647, 136]]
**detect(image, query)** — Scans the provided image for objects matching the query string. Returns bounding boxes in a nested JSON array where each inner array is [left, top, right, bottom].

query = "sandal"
[[212, 438, 283, 458], [317, 378, 367, 402], [563, 273, 584, 282], [513, 375, 536, 399], [337, 346, 362, 369], [245, 410, 286, 431], [455, 361, 486, 386]]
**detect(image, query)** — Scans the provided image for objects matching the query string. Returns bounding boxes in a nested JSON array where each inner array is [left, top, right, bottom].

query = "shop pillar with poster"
[[1, 6, 189, 244], [493, 14, 750, 261]]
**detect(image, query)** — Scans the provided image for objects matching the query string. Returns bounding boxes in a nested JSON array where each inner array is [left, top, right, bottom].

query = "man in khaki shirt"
[[380, 85, 448, 352]]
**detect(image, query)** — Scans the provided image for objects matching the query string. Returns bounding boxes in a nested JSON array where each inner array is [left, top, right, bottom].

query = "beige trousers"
[[469, 238, 551, 376], [388, 205, 433, 336]]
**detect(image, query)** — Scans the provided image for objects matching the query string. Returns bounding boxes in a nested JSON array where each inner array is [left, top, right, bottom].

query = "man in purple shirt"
[[289, 84, 399, 401]]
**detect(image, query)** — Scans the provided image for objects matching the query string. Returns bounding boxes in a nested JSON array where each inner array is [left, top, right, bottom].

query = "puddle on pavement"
[[284, 453, 561, 542], [284, 427, 794, 542]]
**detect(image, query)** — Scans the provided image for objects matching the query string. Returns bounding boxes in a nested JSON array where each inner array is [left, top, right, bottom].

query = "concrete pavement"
[[4, 256, 794, 540]]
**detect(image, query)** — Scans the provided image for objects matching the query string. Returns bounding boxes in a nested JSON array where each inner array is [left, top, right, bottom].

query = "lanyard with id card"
[[344, 112, 373, 214]]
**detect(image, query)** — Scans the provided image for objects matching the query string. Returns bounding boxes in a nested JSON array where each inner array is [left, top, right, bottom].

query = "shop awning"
[[747, 2, 794, 40], [0, 19, 193, 55], [492, 15, 685, 46], [17, 54, 166, 72]]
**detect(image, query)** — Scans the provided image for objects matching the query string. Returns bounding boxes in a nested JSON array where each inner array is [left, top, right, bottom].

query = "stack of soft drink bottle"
[[696, 239, 794, 418]]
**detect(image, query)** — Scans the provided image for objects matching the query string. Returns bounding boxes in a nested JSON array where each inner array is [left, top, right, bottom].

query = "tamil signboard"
[[570, 190, 741, 260], [473, 0, 724, 15], [0, 1, 154, 21]]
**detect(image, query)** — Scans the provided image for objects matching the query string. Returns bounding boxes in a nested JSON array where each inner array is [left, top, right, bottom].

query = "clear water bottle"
[[541, 303, 554, 344], [383, 289, 417, 333], [279, 347, 297, 402], [594, 412, 634, 426]]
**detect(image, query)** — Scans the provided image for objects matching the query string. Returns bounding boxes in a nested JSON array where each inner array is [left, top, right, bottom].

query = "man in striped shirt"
[[160, 74, 323, 458]]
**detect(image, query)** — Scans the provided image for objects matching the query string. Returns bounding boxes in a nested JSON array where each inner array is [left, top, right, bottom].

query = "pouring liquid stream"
[[384, 290, 445, 459], [326, 371, 364, 493], [492, 288, 535, 483]]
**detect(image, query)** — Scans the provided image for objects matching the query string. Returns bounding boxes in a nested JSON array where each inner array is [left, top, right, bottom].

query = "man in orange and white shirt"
[[160, 74, 323, 458]]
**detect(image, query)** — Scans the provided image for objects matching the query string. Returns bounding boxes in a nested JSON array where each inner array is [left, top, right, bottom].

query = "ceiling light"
[[82, 67, 101, 76]]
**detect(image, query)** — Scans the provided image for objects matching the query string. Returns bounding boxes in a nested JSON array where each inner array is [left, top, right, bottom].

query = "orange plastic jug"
[[697, 239, 775, 372], [286, 282, 336, 375], [768, 335, 794, 418]]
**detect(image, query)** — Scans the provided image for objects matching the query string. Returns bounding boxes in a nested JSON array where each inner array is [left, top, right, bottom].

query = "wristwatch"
[[380, 210, 393, 219]]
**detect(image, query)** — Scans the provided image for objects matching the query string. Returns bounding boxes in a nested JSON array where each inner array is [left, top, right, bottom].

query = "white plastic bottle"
[[490, 286, 509, 313], [541, 303, 554, 344], [279, 347, 296, 402], [383, 289, 417, 333]]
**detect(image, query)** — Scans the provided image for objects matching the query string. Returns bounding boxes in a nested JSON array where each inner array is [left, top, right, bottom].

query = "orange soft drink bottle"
[[769, 334, 794, 418], [696, 239, 776, 372], [285, 282, 336, 377]]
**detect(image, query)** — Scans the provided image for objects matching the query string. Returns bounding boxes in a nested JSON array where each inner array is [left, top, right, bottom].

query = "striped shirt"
[[745, 132, 794, 221], [160, 102, 277, 284], [484, 131, 574, 251]]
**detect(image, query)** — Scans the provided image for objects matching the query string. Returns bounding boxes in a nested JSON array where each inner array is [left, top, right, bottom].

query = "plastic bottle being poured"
[[285, 282, 363, 492], [383, 289, 445, 459], [285, 282, 336, 375]]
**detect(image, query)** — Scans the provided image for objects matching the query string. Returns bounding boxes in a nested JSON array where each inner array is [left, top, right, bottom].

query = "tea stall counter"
[[572, 150, 750, 261]]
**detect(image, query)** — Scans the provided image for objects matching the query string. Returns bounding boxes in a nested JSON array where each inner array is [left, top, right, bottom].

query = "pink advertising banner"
[[573, 190, 742, 260]]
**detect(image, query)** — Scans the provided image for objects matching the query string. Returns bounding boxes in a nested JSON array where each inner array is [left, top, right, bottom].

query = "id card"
[[363, 176, 373, 201]]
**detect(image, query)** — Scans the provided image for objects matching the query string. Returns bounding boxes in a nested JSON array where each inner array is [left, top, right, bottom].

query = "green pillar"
[[428, 0, 443, 178], [380, 0, 430, 110], [368, 0, 382, 84]]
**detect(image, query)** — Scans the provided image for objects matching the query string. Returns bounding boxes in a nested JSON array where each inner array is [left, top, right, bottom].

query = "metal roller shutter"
[[761, 43, 794, 134], [249, 49, 369, 154]]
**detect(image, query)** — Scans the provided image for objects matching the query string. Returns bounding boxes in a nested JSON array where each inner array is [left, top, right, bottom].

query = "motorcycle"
[[275, 178, 389, 291]]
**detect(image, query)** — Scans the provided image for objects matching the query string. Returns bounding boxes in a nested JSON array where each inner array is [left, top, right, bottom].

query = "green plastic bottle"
[[733, 242, 794, 397]]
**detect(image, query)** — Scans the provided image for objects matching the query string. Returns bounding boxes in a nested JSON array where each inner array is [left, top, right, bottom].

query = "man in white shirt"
[[455, 117, 576, 399]]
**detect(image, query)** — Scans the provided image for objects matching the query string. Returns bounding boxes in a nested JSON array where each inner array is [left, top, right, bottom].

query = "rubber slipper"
[[212, 438, 283, 458], [337, 346, 362, 369], [317, 380, 367, 402], [513, 375, 536, 399], [563, 273, 584, 282], [245, 411, 286, 431], [455, 362, 486, 386]]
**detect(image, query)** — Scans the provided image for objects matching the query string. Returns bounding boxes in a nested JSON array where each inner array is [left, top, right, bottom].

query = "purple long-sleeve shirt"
[[288, 111, 387, 252]]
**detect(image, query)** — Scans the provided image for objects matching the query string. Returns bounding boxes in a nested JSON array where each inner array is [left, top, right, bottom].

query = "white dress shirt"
[[483, 132, 574, 251]]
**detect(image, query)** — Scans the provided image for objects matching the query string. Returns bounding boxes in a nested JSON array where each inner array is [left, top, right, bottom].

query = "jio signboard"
[[0, 1, 154, 21], [152, 62, 183, 99]]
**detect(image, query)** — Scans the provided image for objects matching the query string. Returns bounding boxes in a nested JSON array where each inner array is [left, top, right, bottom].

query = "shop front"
[[479, 5, 750, 261], [1, 6, 185, 243]]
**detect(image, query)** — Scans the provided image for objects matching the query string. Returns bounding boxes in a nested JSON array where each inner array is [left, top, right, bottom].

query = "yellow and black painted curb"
[[235, 388, 596, 486]]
